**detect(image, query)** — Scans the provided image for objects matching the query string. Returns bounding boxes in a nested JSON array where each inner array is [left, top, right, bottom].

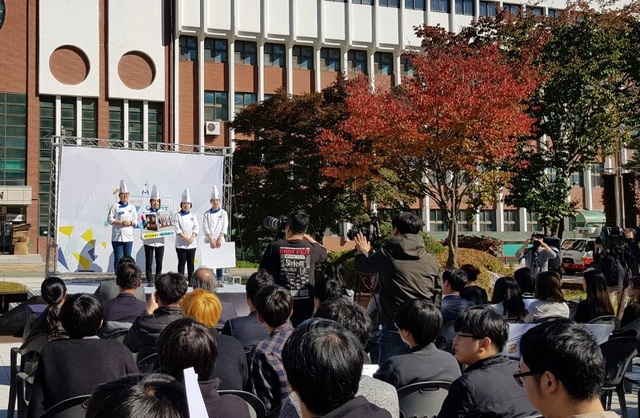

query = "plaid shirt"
[[249, 322, 294, 412]]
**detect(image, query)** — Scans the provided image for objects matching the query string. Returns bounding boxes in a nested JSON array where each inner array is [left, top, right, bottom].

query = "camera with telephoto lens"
[[263, 216, 288, 231], [346, 218, 382, 247]]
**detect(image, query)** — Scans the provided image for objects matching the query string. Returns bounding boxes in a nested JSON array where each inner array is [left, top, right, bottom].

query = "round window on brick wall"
[[0, 1, 5, 30]]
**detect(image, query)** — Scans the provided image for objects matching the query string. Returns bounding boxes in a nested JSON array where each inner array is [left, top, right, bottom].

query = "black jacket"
[[199, 379, 251, 418], [323, 396, 392, 418], [103, 292, 147, 323], [221, 311, 270, 353], [437, 354, 536, 418], [210, 329, 249, 390], [123, 306, 183, 359]]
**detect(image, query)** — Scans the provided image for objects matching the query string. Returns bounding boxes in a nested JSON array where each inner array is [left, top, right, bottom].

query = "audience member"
[[124, 272, 187, 360], [94, 255, 146, 302], [525, 272, 569, 323], [441, 268, 475, 321], [437, 306, 536, 418], [459, 264, 488, 305], [102, 262, 147, 323], [192, 266, 238, 328], [490, 277, 527, 322], [222, 269, 273, 352], [181, 289, 248, 390], [249, 284, 294, 412], [514, 267, 538, 308], [574, 269, 615, 323], [374, 299, 460, 388], [313, 265, 348, 311], [156, 318, 250, 418], [28, 293, 137, 418], [518, 319, 617, 418], [282, 318, 392, 418], [516, 232, 557, 276], [86, 373, 188, 418], [24, 276, 67, 341], [621, 275, 640, 327]]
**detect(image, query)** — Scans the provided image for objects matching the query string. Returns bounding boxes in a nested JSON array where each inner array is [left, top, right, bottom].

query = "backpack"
[[593, 250, 631, 288]]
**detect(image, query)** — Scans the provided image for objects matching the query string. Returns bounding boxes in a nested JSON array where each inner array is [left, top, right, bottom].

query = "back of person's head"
[[520, 319, 605, 402], [246, 269, 275, 302], [41, 276, 67, 339], [460, 264, 480, 283], [116, 262, 142, 290], [86, 373, 188, 418], [395, 299, 442, 346], [443, 268, 468, 292], [313, 276, 347, 304], [314, 298, 372, 347], [535, 271, 565, 303], [157, 318, 218, 382], [287, 210, 310, 234], [282, 318, 363, 416], [582, 269, 614, 317], [254, 284, 293, 328], [155, 272, 188, 305], [391, 212, 423, 234], [60, 293, 103, 339], [117, 255, 136, 267], [180, 289, 222, 329], [514, 267, 535, 295], [491, 277, 526, 320], [192, 267, 218, 292], [454, 305, 508, 351]]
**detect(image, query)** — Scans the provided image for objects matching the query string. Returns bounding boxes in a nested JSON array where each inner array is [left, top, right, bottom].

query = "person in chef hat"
[[142, 185, 165, 286], [174, 188, 199, 283], [107, 180, 138, 271], [202, 184, 229, 281]]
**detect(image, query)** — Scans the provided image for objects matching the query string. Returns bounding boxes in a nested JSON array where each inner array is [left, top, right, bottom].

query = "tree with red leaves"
[[320, 26, 541, 267]]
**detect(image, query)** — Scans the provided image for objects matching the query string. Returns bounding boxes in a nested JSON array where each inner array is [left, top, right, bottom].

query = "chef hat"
[[119, 179, 129, 194], [181, 188, 192, 204], [150, 185, 160, 200], [210, 185, 221, 200]]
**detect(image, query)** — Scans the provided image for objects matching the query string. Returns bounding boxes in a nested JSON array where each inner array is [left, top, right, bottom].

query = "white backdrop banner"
[[55, 147, 233, 273]]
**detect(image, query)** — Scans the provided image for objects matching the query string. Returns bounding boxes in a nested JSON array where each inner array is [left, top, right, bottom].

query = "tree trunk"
[[446, 218, 458, 268]]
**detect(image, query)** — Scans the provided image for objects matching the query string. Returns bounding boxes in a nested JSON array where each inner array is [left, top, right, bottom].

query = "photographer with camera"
[[516, 232, 557, 277], [259, 210, 328, 326], [353, 212, 442, 365]]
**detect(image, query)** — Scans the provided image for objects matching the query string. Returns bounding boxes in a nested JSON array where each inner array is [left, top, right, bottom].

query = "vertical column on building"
[[315, 0, 325, 93], [123, 100, 130, 148], [198, 35, 205, 151], [143, 102, 149, 150], [369, 51, 376, 90], [55, 97, 62, 136], [520, 207, 528, 232], [260, 0, 267, 101], [426, 0, 432, 26], [423, 195, 431, 232], [229, 39, 237, 150], [286, 45, 294, 95], [497, 190, 505, 232], [584, 167, 593, 210], [173, 0, 182, 146], [474, 0, 481, 19], [449, 0, 455, 32], [474, 212, 481, 232], [75, 97, 83, 145]]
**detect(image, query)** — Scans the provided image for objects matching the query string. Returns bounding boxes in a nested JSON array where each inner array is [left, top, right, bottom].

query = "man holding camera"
[[516, 232, 557, 276], [353, 212, 442, 365], [259, 210, 328, 326]]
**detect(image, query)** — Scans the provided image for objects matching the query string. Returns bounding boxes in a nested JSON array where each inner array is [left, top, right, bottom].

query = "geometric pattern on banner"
[[57, 247, 69, 270], [81, 229, 94, 243], [59, 225, 74, 237]]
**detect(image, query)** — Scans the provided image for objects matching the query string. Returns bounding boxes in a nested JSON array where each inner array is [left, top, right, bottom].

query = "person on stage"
[[142, 185, 165, 285], [203, 185, 229, 281], [174, 188, 199, 283], [107, 180, 138, 271]]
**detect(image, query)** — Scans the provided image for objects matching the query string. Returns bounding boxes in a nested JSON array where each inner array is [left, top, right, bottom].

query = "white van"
[[560, 237, 596, 275]]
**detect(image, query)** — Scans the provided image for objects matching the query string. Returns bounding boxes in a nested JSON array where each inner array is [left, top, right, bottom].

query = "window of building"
[[479, 210, 496, 232], [502, 3, 521, 15], [179, 36, 198, 61], [379, 0, 399, 7], [264, 43, 286, 68], [430, 209, 447, 231], [0, 1, 5, 30], [128, 101, 142, 143], [59, 97, 76, 137], [504, 210, 520, 231], [458, 210, 473, 232], [570, 171, 584, 187], [148, 102, 164, 144], [352, 0, 373, 4], [479, 1, 496, 16], [325, 0, 347, 2], [547, 8, 560, 17], [39, 96, 55, 236], [235, 93, 257, 112], [347, 50, 367, 73], [527, 6, 543, 15], [204, 91, 229, 120], [405, 0, 426, 9], [235, 41, 257, 66], [455, 0, 474, 15], [400, 56, 414, 77], [109, 100, 124, 142], [591, 162, 604, 187], [526, 212, 542, 232], [430, 0, 450, 13], [204, 38, 228, 63], [81, 99, 97, 139], [320, 48, 341, 71], [374, 52, 393, 75], [292, 46, 314, 70], [0, 93, 26, 187]]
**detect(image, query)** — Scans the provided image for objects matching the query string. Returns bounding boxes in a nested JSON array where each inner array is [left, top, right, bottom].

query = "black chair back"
[[136, 352, 159, 373], [397, 381, 451, 418], [218, 389, 267, 418], [600, 336, 638, 417], [41, 394, 91, 418], [587, 315, 620, 331]]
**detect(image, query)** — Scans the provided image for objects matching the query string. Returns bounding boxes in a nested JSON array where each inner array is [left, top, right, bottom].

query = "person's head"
[[86, 373, 188, 418], [60, 293, 104, 339], [460, 264, 480, 284], [210, 198, 220, 210], [180, 289, 222, 329], [155, 272, 188, 306], [582, 269, 614, 317], [254, 284, 293, 329], [246, 269, 275, 309], [150, 198, 161, 210], [443, 268, 468, 293], [41, 276, 67, 306], [313, 276, 347, 306], [491, 277, 526, 320], [491, 276, 517, 304], [192, 267, 218, 292], [531, 232, 545, 249], [514, 267, 536, 295], [535, 272, 565, 303], [519, 319, 606, 416], [116, 262, 142, 290], [395, 299, 442, 347], [282, 318, 363, 416], [453, 305, 508, 364], [157, 318, 218, 382], [117, 255, 136, 267], [180, 202, 191, 211], [314, 298, 372, 347], [286, 210, 310, 235], [391, 212, 423, 235]]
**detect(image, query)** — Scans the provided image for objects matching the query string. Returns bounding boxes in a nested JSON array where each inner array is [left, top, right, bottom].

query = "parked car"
[[561, 238, 595, 275]]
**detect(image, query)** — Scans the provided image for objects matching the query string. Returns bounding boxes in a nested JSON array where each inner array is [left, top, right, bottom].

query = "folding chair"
[[397, 381, 451, 418], [41, 394, 91, 418], [218, 389, 267, 418], [600, 337, 638, 418], [8, 333, 49, 418], [587, 315, 620, 331], [136, 352, 159, 373]]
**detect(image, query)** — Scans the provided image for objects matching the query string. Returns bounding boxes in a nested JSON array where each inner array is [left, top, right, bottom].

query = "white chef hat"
[[150, 185, 160, 200], [181, 188, 192, 204], [119, 179, 129, 194], [210, 185, 221, 200]]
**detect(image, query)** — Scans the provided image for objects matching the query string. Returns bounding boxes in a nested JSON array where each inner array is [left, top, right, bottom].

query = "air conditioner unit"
[[205, 121, 221, 136]]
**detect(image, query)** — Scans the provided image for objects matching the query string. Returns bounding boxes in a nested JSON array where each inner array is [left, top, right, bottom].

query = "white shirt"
[[107, 202, 138, 242], [174, 211, 199, 249], [202, 208, 228, 244], [524, 300, 570, 323]]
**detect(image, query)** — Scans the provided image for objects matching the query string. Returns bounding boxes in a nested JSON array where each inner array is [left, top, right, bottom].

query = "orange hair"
[[180, 289, 222, 329]]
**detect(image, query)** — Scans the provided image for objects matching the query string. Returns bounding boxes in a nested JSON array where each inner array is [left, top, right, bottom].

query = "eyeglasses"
[[453, 333, 480, 341], [513, 370, 541, 387]]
